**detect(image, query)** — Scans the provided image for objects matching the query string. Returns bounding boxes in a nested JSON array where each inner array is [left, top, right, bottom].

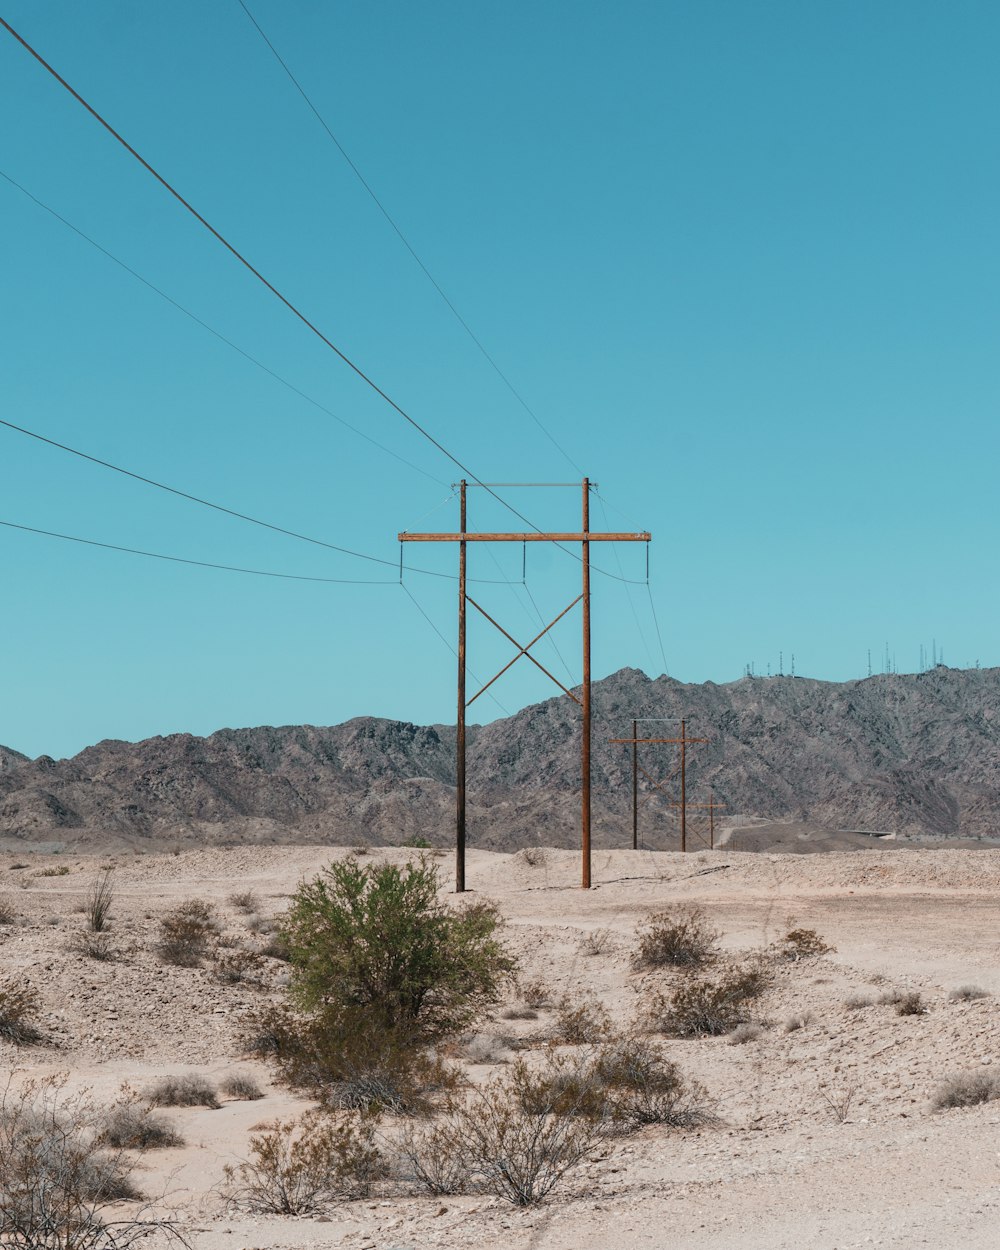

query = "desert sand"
[[2, 839, 1000, 1249]]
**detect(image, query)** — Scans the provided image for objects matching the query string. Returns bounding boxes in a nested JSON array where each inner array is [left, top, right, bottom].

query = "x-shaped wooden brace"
[[465, 593, 583, 707]]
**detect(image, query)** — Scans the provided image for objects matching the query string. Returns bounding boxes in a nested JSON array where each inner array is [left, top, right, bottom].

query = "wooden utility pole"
[[609, 720, 708, 852], [581, 478, 592, 888], [401, 481, 650, 891], [631, 717, 638, 850], [455, 481, 467, 893]]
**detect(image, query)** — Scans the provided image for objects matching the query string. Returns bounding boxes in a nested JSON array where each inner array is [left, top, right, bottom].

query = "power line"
[[597, 492, 657, 675], [400, 582, 510, 717], [0, 416, 518, 586], [0, 518, 395, 584], [646, 581, 670, 677], [0, 416, 408, 570], [0, 16, 554, 538], [0, 167, 446, 486], [235, 0, 584, 478], [2, 19, 647, 588]]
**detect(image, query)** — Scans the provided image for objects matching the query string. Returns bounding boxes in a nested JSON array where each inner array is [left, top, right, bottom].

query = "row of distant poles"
[[609, 718, 723, 854]]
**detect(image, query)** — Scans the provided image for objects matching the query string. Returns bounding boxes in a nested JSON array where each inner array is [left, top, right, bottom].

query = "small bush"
[[212, 949, 265, 986], [243, 1004, 453, 1115], [500, 1005, 539, 1021], [100, 1101, 184, 1150], [729, 1022, 764, 1044], [0, 1076, 186, 1249], [553, 996, 611, 1044], [228, 890, 259, 913], [578, 928, 615, 956], [145, 1074, 220, 1109], [518, 847, 545, 867], [634, 906, 718, 969], [397, 1118, 471, 1195], [0, 898, 16, 924], [223, 1109, 385, 1213], [843, 992, 874, 1011], [220, 1072, 265, 1101], [932, 1069, 1000, 1111], [259, 932, 291, 960], [895, 991, 924, 1016], [773, 928, 833, 961], [590, 1035, 713, 1128], [820, 1084, 857, 1123], [35, 865, 71, 878], [72, 931, 116, 961], [459, 1070, 605, 1205], [246, 913, 276, 934], [85, 870, 114, 933], [157, 899, 217, 966], [948, 985, 991, 1002], [0, 979, 42, 1044], [645, 963, 770, 1038], [784, 1011, 814, 1032], [461, 1031, 509, 1065], [401, 835, 431, 849], [520, 979, 551, 1009], [404, 1066, 606, 1205]]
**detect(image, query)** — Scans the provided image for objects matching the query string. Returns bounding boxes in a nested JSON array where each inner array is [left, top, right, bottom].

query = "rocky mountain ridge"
[[2, 666, 999, 851]]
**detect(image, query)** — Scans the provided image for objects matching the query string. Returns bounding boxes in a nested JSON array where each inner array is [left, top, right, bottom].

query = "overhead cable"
[[400, 583, 510, 717], [235, 0, 584, 477], [0, 417, 518, 586], [1, 19, 647, 587], [0, 167, 446, 486], [0, 518, 396, 584], [0, 16, 555, 538]]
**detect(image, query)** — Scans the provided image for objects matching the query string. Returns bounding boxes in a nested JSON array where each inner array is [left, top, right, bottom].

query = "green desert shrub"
[[254, 857, 515, 1108], [280, 858, 515, 1042]]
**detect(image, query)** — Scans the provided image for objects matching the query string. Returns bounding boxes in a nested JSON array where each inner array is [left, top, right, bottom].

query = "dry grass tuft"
[[932, 1069, 1000, 1111], [773, 928, 833, 961], [948, 985, 991, 1002], [220, 1072, 265, 1101], [144, 1074, 221, 1110]]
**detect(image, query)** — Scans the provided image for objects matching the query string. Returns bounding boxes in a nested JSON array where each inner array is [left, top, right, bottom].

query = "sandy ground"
[[2, 840, 1000, 1249]]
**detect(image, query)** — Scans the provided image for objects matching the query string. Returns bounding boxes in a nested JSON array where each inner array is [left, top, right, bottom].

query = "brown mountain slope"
[[1, 665, 999, 851]]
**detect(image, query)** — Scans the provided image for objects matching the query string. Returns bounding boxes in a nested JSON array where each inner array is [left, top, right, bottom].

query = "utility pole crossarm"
[[398, 531, 650, 543], [610, 720, 709, 854]]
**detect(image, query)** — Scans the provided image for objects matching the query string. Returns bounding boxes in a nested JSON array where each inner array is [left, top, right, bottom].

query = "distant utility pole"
[[664, 791, 728, 849], [399, 479, 650, 892], [867, 649, 872, 678], [779, 651, 783, 676], [609, 718, 709, 852]]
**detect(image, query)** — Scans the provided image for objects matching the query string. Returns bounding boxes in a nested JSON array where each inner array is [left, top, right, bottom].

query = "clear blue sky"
[[2, 1, 998, 760]]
